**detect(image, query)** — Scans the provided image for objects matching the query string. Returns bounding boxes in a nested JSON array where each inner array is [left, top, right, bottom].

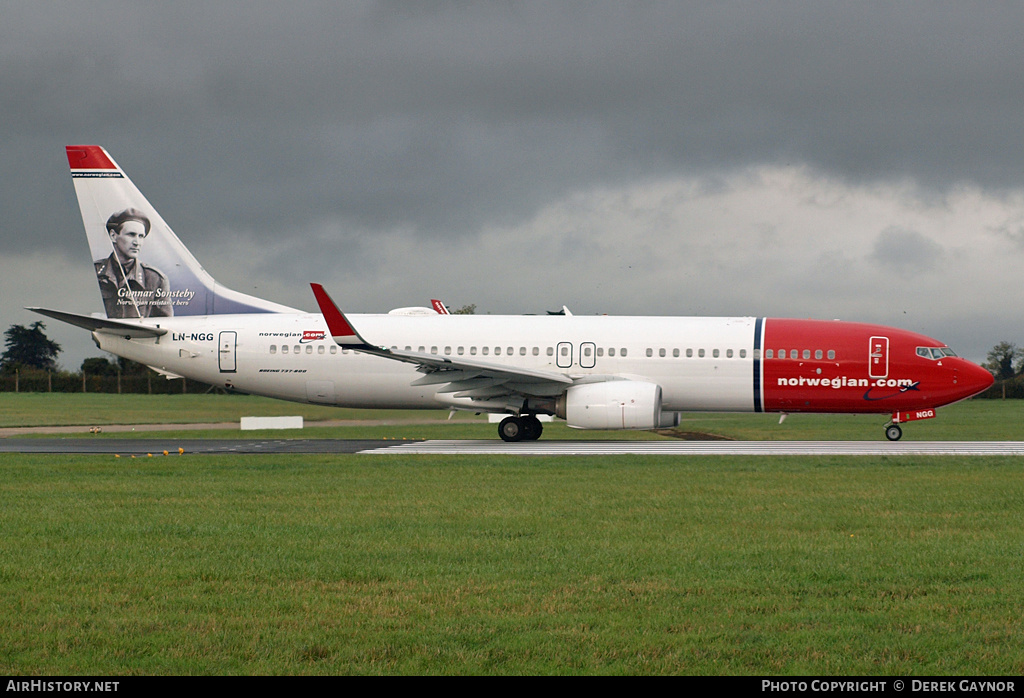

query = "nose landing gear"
[[884, 424, 903, 441], [885, 408, 937, 441]]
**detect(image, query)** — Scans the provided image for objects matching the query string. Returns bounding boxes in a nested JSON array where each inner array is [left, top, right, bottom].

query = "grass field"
[[1, 454, 1022, 675], [1, 394, 1023, 675]]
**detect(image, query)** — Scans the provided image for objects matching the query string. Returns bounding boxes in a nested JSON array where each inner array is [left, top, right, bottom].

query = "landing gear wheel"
[[885, 424, 903, 441], [521, 415, 543, 441], [499, 416, 524, 442]]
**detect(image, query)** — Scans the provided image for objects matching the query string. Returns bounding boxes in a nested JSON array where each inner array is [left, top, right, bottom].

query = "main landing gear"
[[498, 415, 544, 442]]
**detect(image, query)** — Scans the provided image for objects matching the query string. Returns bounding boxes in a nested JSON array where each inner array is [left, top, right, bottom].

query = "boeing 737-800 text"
[[30, 146, 994, 442]]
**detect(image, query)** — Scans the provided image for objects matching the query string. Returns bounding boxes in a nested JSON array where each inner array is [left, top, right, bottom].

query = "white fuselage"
[[93, 312, 759, 412]]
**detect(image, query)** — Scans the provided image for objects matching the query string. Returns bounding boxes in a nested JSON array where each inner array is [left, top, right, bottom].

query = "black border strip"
[[753, 317, 764, 413]]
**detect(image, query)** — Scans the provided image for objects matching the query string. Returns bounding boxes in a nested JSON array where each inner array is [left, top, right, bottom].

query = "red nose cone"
[[962, 361, 995, 398]]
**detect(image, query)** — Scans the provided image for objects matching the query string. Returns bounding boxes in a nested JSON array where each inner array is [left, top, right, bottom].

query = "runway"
[[3, 438, 1024, 456], [367, 440, 1024, 455]]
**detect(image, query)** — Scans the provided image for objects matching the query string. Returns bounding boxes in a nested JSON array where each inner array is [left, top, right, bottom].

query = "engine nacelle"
[[558, 381, 664, 430]]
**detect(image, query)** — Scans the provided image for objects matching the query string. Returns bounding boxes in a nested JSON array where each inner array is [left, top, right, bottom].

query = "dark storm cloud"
[[4, 1, 1024, 258]]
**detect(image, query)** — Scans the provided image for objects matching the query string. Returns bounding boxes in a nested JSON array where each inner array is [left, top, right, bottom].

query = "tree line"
[[2, 321, 1022, 398]]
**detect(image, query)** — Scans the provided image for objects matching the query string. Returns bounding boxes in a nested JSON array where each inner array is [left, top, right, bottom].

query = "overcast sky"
[[4, 1, 1024, 368]]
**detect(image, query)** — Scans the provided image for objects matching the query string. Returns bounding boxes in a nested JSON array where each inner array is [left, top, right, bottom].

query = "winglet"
[[310, 283, 373, 347]]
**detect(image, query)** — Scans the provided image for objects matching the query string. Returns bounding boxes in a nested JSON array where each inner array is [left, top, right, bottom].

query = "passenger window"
[[270, 345, 277, 354], [318, 345, 325, 354], [470, 347, 477, 355], [306, 346, 313, 354], [546, 347, 554, 356], [482, 347, 489, 355], [621, 348, 628, 357], [766, 349, 773, 359], [802, 350, 810, 359], [673, 348, 680, 358], [815, 350, 822, 360], [457, 347, 464, 355], [827, 350, 835, 360], [444, 346, 452, 355], [597, 348, 604, 357], [294, 346, 300, 354], [533, 347, 540, 356], [698, 349, 705, 358], [646, 348, 653, 357], [686, 348, 693, 358], [726, 348, 733, 358], [713, 349, 720, 358], [330, 345, 337, 354], [609, 348, 616, 357]]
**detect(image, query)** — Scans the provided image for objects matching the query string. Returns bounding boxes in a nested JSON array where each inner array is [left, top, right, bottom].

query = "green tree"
[[116, 356, 151, 375], [81, 357, 118, 375], [984, 341, 1023, 380], [452, 303, 477, 315], [1, 322, 61, 372]]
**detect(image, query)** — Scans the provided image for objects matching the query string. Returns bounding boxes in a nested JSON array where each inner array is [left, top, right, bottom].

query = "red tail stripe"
[[66, 145, 116, 170]]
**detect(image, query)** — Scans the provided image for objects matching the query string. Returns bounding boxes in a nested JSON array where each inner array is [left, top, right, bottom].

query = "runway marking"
[[361, 440, 1024, 456]]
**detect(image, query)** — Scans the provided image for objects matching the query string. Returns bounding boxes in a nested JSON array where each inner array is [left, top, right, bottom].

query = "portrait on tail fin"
[[68, 145, 298, 318], [94, 207, 172, 318]]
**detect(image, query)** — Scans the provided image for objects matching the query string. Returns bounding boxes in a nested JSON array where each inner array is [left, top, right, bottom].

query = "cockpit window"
[[917, 346, 958, 360]]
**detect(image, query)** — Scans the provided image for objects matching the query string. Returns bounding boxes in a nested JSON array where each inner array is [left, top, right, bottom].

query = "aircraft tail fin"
[[66, 145, 298, 318]]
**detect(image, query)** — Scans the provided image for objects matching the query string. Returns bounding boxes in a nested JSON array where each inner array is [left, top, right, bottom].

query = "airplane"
[[30, 145, 994, 442]]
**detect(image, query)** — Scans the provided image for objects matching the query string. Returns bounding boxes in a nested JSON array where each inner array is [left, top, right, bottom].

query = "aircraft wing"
[[27, 307, 168, 338], [310, 284, 572, 401]]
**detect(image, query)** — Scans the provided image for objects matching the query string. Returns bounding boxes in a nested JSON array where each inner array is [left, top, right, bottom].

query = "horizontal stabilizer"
[[27, 307, 167, 338]]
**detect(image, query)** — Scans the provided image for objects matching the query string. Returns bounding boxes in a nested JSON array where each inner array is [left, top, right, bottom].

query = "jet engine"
[[556, 381, 667, 430]]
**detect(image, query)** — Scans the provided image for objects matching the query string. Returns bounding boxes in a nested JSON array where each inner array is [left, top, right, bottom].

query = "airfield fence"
[[978, 378, 1024, 400], [0, 370, 215, 394]]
